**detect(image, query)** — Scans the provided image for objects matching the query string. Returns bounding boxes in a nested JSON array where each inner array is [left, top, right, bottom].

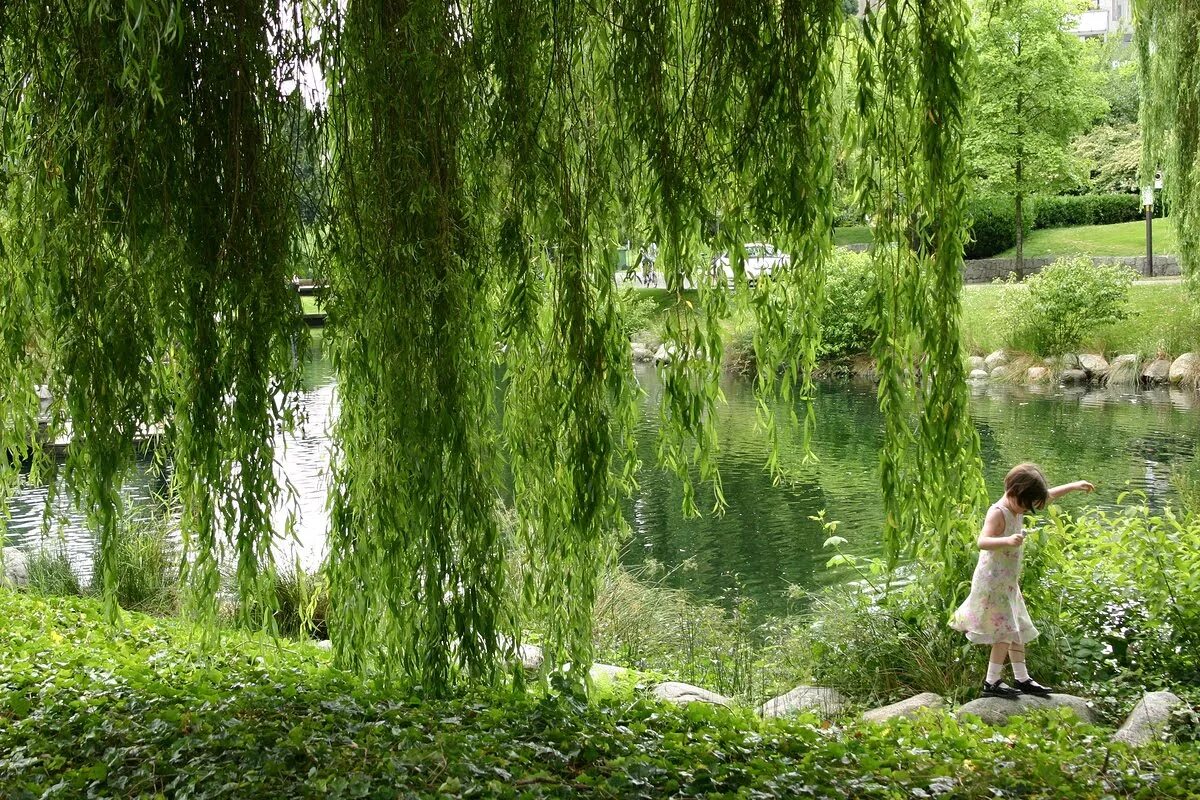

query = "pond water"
[[6, 335, 1197, 617]]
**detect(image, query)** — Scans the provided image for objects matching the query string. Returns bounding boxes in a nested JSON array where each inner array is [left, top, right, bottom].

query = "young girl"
[[950, 463, 1093, 698]]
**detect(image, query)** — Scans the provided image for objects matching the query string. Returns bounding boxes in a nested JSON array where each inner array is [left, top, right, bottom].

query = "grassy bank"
[[2, 590, 1198, 798], [998, 219, 1178, 259], [832, 219, 1179, 259], [960, 278, 1200, 357]]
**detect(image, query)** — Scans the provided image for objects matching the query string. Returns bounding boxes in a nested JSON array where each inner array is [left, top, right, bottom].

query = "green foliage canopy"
[[0, 1, 983, 691], [965, 0, 1106, 268]]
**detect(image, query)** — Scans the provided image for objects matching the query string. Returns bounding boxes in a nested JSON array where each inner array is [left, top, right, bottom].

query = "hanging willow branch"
[[855, 1, 985, 603], [0, 0, 307, 624], [3, 0, 986, 692], [1137, 0, 1200, 285]]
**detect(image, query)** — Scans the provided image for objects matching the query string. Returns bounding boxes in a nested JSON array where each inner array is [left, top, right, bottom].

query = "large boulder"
[[653, 345, 672, 365], [989, 365, 1016, 382], [589, 663, 631, 685], [968, 369, 989, 382], [1141, 358, 1171, 384], [955, 693, 1096, 726], [1112, 691, 1183, 747], [652, 681, 732, 707], [862, 693, 945, 724], [1169, 352, 1200, 384], [1059, 369, 1088, 385], [516, 643, 544, 672], [984, 350, 1009, 370], [967, 356, 987, 372], [1078, 353, 1109, 375], [631, 343, 653, 364], [758, 685, 846, 719], [1026, 366, 1051, 383], [1, 547, 29, 588]]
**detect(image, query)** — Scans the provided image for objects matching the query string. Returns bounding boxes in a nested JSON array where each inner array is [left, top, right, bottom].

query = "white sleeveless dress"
[[949, 501, 1039, 645]]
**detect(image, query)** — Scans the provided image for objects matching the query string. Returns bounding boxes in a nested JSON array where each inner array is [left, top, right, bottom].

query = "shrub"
[[1004, 257, 1136, 355], [1033, 193, 1151, 229], [1029, 502, 1200, 689], [818, 249, 876, 361], [964, 195, 1032, 259]]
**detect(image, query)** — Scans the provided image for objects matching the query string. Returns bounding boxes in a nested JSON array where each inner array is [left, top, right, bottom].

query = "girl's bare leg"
[[1008, 644, 1030, 681], [987, 642, 1010, 683]]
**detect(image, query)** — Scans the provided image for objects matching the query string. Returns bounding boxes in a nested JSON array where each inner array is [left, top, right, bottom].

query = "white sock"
[[1011, 661, 1030, 681], [986, 661, 1005, 683]]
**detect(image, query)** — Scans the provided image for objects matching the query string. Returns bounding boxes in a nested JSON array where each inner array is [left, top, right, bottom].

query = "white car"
[[713, 242, 788, 285]]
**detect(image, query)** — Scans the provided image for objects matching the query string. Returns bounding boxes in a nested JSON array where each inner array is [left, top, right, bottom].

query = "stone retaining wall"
[[962, 254, 1180, 283]]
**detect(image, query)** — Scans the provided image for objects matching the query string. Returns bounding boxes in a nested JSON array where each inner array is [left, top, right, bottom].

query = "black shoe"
[[1013, 678, 1052, 697], [982, 680, 1020, 699]]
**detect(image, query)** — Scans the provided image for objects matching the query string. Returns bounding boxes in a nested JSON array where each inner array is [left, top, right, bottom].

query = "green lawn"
[[960, 278, 1200, 357], [999, 218, 1177, 259], [833, 225, 872, 246], [301, 295, 322, 315]]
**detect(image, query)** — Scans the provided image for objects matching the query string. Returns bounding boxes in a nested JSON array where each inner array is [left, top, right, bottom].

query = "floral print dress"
[[949, 501, 1039, 645]]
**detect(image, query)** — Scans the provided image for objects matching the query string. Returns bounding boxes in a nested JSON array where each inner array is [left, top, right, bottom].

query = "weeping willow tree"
[[0, 1, 307, 626], [1137, 0, 1200, 284], [1, 0, 984, 692]]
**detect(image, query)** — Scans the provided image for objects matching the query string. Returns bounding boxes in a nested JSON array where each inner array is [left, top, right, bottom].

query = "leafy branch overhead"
[[1, 0, 1198, 695]]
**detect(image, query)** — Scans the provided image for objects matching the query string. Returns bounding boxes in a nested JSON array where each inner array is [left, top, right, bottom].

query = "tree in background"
[[965, 0, 1105, 272]]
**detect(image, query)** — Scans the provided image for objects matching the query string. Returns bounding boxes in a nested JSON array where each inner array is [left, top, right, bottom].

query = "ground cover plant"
[[3, 590, 1199, 799]]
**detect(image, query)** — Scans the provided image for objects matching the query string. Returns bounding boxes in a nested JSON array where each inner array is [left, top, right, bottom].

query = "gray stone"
[[653, 345, 672, 365], [984, 350, 1009, 369], [1026, 366, 1051, 383], [1078, 353, 1109, 375], [758, 685, 846, 719], [989, 365, 1016, 381], [589, 663, 631, 684], [652, 681, 732, 707], [862, 692, 945, 724], [35, 385, 52, 402], [1141, 358, 1172, 384], [955, 693, 1096, 726], [1169, 352, 1200, 384], [516, 643, 544, 672], [1059, 369, 1088, 384], [1, 546, 29, 588], [631, 343, 653, 363], [967, 356, 987, 372], [1112, 691, 1183, 747], [968, 369, 989, 381], [1047, 354, 1081, 370], [314, 639, 332, 650]]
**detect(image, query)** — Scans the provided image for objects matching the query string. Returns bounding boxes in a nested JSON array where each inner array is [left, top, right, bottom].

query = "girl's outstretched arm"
[[1048, 480, 1095, 501]]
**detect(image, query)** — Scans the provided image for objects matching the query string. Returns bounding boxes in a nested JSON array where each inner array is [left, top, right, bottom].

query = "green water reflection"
[[623, 367, 1196, 616]]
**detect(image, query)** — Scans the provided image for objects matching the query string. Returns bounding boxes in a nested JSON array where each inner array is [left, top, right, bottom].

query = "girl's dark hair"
[[1005, 463, 1050, 510]]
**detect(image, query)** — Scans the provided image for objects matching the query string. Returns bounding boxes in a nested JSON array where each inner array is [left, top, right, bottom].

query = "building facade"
[[854, 0, 1133, 39], [1072, 0, 1134, 39]]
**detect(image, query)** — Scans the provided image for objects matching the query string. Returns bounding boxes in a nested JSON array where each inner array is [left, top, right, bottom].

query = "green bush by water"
[[3, 590, 1198, 798], [1001, 257, 1137, 355]]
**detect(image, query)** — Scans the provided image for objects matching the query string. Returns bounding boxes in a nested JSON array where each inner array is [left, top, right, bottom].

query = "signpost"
[[1142, 172, 1162, 278]]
